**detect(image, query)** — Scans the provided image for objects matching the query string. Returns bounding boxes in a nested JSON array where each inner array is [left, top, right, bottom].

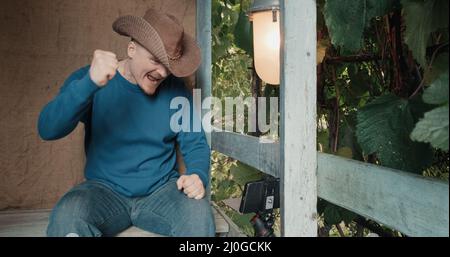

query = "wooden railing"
[[212, 131, 449, 237]]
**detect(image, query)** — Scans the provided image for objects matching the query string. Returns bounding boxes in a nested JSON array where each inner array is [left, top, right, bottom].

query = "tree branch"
[[409, 42, 449, 99], [335, 223, 345, 237]]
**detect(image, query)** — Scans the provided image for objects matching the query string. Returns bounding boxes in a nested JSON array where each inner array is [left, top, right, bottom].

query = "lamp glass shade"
[[252, 10, 280, 85]]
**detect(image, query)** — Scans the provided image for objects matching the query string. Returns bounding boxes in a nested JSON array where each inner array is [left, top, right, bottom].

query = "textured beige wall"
[[0, 0, 196, 210]]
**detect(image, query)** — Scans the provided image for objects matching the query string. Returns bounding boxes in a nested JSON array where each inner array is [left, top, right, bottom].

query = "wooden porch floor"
[[0, 204, 233, 237]]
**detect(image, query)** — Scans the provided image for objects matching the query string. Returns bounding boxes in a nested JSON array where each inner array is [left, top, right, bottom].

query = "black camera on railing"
[[239, 176, 280, 237]]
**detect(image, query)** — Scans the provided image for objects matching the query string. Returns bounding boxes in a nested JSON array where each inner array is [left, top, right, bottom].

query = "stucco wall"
[[0, 0, 196, 210]]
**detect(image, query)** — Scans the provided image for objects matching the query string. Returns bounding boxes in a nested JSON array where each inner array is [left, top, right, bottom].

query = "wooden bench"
[[0, 205, 230, 237]]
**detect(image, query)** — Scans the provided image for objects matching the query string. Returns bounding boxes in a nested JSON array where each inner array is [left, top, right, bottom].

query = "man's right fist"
[[89, 50, 119, 87]]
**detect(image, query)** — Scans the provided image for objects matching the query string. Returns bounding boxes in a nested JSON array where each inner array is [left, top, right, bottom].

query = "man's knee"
[[47, 190, 100, 237], [174, 198, 216, 236], [51, 189, 93, 219]]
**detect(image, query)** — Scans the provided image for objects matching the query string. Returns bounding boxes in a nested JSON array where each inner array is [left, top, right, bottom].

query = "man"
[[38, 9, 214, 237]]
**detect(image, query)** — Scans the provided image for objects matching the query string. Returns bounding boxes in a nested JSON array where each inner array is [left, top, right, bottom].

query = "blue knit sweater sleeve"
[[175, 84, 211, 188], [38, 66, 99, 140]]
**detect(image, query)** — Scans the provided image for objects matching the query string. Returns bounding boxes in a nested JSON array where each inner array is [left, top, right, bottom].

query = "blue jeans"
[[47, 177, 215, 237]]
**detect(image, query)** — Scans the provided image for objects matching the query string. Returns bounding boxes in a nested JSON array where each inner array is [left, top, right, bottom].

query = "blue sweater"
[[38, 66, 210, 197]]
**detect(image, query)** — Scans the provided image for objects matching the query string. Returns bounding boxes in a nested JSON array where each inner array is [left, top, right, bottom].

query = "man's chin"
[[139, 84, 159, 95]]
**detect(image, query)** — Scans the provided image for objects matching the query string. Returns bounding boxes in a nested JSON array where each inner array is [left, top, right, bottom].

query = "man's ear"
[[127, 41, 137, 58]]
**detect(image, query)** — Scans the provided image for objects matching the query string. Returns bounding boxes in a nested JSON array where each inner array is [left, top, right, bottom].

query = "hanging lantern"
[[248, 0, 280, 85]]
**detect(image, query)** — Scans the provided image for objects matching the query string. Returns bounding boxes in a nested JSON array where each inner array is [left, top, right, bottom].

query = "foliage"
[[212, 0, 253, 99], [317, 0, 449, 235], [356, 94, 434, 173], [411, 72, 449, 150], [324, 0, 393, 54], [402, 0, 449, 67], [212, 0, 449, 237], [230, 162, 264, 187], [210, 152, 241, 202], [318, 199, 357, 226]]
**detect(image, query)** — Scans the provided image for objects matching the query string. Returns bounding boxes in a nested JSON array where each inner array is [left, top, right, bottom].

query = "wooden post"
[[196, 0, 212, 146], [196, 0, 212, 200], [280, 0, 317, 236]]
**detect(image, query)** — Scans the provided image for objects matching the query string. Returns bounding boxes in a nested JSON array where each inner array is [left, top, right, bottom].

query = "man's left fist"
[[176, 174, 205, 200]]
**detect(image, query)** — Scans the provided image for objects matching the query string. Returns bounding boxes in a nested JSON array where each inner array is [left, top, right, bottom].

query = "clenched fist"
[[177, 174, 206, 200], [89, 50, 119, 87]]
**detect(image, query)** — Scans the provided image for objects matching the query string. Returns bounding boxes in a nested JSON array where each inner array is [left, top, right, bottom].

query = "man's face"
[[129, 42, 170, 95]]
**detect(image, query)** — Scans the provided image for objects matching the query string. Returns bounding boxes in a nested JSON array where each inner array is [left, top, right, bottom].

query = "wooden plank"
[[0, 209, 51, 237], [211, 131, 280, 177], [279, 0, 318, 236], [212, 203, 247, 237], [317, 153, 449, 237], [212, 206, 230, 235], [0, 209, 162, 237]]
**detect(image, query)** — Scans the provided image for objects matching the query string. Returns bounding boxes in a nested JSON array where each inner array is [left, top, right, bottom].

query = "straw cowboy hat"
[[112, 8, 201, 77]]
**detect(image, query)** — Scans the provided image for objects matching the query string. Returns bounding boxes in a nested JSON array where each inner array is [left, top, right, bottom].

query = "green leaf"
[[348, 65, 371, 92], [212, 41, 229, 64], [324, 0, 365, 53], [233, 11, 253, 56], [324, 204, 342, 225], [223, 208, 255, 236], [230, 212, 255, 233], [321, 201, 357, 225], [402, 0, 449, 67], [340, 208, 357, 224], [356, 94, 433, 173], [423, 72, 449, 105], [212, 0, 222, 27], [324, 0, 393, 53], [212, 186, 228, 201], [230, 162, 264, 186], [317, 198, 328, 214], [346, 64, 371, 107], [412, 72, 449, 151], [411, 104, 449, 151], [423, 53, 449, 85]]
